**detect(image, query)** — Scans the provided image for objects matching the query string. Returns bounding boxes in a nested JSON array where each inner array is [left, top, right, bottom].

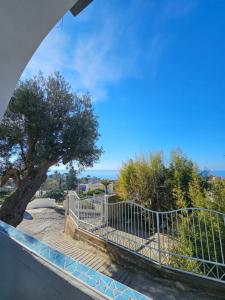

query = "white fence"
[[67, 191, 225, 283]]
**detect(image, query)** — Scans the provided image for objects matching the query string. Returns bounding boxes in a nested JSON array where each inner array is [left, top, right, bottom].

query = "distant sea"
[[210, 170, 225, 178], [78, 170, 119, 180], [49, 168, 225, 180], [78, 170, 225, 180]]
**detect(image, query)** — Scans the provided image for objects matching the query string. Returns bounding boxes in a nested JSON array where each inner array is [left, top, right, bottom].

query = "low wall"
[[0, 233, 102, 300], [65, 215, 108, 252], [27, 198, 56, 209]]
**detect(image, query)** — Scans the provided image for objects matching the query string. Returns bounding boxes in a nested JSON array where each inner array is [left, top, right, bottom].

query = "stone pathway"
[[18, 207, 225, 300]]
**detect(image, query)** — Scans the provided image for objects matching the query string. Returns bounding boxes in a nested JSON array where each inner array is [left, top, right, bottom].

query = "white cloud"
[[22, 0, 197, 101], [71, 20, 140, 100], [22, 27, 70, 78]]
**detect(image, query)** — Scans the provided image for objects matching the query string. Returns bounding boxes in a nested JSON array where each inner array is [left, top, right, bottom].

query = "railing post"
[[104, 194, 109, 240], [77, 195, 80, 227], [67, 192, 69, 215], [156, 212, 161, 266]]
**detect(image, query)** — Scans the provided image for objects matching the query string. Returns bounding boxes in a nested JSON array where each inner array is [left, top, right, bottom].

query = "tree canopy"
[[101, 179, 111, 194], [0, 72, 102, 226]]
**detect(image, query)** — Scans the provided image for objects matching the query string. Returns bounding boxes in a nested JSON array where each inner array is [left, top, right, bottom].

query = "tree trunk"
[[0, 168, 48, 227]]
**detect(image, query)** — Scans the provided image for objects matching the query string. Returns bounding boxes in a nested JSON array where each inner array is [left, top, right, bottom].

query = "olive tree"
[[0, 73, 102, 226]]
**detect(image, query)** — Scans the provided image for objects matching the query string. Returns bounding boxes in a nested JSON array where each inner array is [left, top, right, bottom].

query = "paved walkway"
[[18, 207, 224, 300], [19, 208, 133, 285]]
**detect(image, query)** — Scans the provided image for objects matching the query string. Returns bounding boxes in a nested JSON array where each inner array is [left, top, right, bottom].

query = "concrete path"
[[19, 208, 133, 286], [18, 208, 224, 300]]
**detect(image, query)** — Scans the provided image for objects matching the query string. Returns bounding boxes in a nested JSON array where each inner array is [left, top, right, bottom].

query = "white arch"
[[0, 0, 92, 121]]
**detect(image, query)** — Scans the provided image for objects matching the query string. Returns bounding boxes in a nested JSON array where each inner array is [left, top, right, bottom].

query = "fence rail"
[[67, 191, 225, 283]]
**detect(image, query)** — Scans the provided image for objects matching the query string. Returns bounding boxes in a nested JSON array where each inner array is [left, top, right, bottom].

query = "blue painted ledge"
[[0, 220, 152, 300]]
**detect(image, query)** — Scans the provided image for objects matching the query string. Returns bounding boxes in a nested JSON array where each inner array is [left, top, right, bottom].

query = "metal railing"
[[67, 191, 225, 283]]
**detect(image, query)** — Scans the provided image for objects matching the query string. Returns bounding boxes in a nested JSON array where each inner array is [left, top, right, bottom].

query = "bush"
[[116, 150, 208, 211], [116, 152, 169, 210], [0, 190, 13, 205], [0, 190, 11, 197], [84, 189, 105, 196], [108, 194, 122, 203], [44, 189, 64, 202]]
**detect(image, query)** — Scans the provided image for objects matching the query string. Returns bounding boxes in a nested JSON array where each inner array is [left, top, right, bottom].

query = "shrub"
[[44, 189, 64, 202], [86, 188, 104, 196]]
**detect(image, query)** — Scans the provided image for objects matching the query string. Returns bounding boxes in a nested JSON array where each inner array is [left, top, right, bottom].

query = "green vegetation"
[[80, 188, 105, 197], [116, 150, 225, 277], [44, 189, 64, 203], [0, 73, 102, 226], [101, 179, 111, 194], [116, 150, 224, 211], [0, 190, 13, 205], [65, 166, 78, 190]]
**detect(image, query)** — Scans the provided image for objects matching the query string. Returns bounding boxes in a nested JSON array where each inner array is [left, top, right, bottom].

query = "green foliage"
[[0, 72, 102, 188], [168, 234, 199, 273], [0, 72, 103, 226], [108, 194, 123, 203], [66, 166, 78, 190], [85, 188, 105, 196], [165, 209, 225, 278], [0, 190, 11, 198], [116, 150, 225, 279], [116, 150, 208, 211], [44, 189, 64, 202], [101, 179, 111, 194], [117, 152, 168, 210], [0, 190, 12, 205], [169, 150, 200, 208], [209, 178, 225, 212]]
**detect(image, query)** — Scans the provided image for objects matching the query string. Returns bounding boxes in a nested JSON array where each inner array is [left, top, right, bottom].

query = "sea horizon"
[[48, 168, 225, 179], [78, 169, 225, 180]]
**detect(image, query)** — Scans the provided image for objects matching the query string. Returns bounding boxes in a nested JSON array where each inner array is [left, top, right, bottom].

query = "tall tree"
[[66, 166, 78, 190], [52, 171, 63, 189], [0, 73, 102, 226]]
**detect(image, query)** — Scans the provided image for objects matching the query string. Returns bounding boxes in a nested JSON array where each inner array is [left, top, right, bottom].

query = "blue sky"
[[22, 0, 225, 171]]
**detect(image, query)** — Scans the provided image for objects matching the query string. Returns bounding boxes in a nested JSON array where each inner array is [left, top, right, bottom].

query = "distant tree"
[[0, 73, 102, 226], [52, 171, 63, 189], [101, 179, 111, 194], [66, 166, 78, 190]]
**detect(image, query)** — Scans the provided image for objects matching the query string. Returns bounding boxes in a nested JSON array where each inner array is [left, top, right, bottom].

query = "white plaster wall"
[[0, 0, 81, 121], [27, 198, 56, 209]]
